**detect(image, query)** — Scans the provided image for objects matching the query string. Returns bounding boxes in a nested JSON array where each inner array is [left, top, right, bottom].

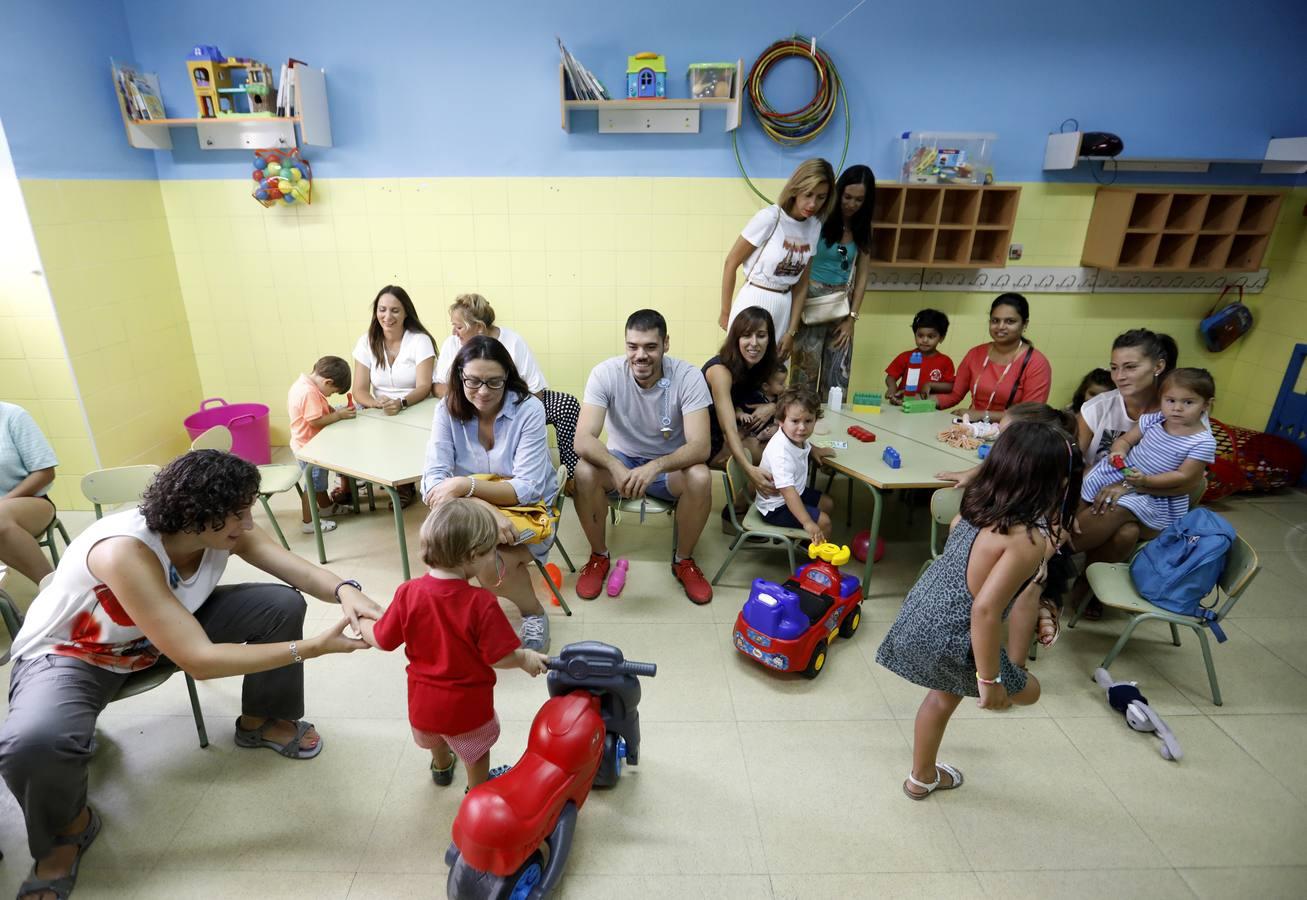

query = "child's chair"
[[77, 466, 209, 746], [36, 516, 71, 568], [531, 464, 574, 616], [712, 456, 809, 584], [1071, 533, 1259, 706], [608, 496, 678, 562], [190, 426, 306, 549], [918, 488, 963, 577]]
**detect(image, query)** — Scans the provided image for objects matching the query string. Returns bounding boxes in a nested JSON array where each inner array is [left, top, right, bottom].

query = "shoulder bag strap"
[[1005, 346, 1035, 409], [746, 208, 782, 285], [1206, 284, 1243, 317]]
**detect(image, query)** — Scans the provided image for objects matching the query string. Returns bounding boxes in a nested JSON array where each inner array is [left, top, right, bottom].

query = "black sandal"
[[233, 718, 323, 759], [431, 755, 457, 786], [17, 807, 101, 900]]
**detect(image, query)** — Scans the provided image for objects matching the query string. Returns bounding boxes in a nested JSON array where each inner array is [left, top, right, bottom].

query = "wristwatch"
[[400, 398, 408, 410], [848, 311, 860, 321], [333, 579, 362, 603]]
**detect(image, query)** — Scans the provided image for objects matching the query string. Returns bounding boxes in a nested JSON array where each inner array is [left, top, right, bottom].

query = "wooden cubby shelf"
[[1082, 188, 1283, 272], [870, 184, 1021, 268]]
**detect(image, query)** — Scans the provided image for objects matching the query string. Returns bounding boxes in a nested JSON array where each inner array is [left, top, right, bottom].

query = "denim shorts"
[[297, 459, 328, 492], [607, 450, 676, 502]]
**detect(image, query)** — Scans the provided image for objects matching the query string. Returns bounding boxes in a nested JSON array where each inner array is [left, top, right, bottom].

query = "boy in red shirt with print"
[[885, 309, 955, 404], [360, 500, 548, 790]]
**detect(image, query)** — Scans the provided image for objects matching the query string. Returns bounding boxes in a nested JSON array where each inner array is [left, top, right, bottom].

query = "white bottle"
[[905, 351, 923, 395], [828, 386, 843, 412]]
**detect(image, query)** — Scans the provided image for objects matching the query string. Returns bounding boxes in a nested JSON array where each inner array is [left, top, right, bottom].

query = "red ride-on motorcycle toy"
[[445, 641, 656, 899], [732, 542, 863, 678]]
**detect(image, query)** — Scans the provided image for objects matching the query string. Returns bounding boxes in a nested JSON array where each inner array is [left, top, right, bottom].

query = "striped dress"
[[1079, 412, 1216, 530]]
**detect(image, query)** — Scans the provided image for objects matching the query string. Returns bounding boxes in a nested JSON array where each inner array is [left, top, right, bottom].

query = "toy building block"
[[1110, 454, 1140, 478], [901, 397, 937, 413], [851, 392, 883, 413], [882, 446, 902, 468], [847, 426, 876, 443]]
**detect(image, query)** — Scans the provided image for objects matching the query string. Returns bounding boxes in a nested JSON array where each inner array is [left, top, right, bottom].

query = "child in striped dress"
[[1075, 368, 1216, 546]]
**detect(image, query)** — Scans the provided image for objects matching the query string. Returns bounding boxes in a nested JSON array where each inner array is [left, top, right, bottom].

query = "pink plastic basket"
[[183, 398, 272, 465]]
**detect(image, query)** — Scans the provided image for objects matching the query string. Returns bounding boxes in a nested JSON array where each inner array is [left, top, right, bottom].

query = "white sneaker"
[[302, 519, 338, 534], [520, 614, 550, 653]]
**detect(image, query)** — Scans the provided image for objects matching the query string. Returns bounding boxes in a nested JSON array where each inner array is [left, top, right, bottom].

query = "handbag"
[[801, 239, 856, 325], [470, 475, 553, 544], [1199, 285, 1253, 353]]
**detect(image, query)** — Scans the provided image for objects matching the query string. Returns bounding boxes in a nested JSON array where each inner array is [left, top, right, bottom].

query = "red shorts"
[[411, 712, 500, 764]]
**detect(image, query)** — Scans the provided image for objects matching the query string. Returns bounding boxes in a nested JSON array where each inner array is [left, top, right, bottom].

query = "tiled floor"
[[1, 479, 1305, 899]]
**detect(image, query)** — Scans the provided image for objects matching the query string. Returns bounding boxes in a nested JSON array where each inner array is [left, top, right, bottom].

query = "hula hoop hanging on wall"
[[733, 36, 851, 203]]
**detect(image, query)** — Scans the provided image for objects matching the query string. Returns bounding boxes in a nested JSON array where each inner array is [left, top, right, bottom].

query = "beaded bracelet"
[[975, 671, 1002, 685]]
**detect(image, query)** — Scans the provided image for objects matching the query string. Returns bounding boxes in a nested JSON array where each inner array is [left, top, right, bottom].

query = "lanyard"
[[980, 345, 1021, 421], [659, 377, 672, 439]]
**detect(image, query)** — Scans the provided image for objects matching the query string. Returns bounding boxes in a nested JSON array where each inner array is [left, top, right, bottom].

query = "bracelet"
[[848, 311, 860, 321], [289, 641, 304, 664], [333, 579, 361, 604], [465, 478, 476, 498], [976, 671, 1002, 685]]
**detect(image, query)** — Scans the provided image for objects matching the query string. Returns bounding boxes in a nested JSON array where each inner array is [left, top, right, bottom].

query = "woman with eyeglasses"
[[420, 336, 557, 652], [789, 165, 876, 397]]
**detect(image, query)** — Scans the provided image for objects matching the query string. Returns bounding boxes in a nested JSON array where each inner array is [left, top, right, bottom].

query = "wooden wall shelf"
[[559, 61, 742, 133], [1081, 188, 1283, 272], [869, 184, 1021, 268]]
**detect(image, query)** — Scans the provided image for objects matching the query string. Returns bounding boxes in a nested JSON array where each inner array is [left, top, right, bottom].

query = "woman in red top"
[[361, 499, 547, 790], [930, 294, 1052, 420]]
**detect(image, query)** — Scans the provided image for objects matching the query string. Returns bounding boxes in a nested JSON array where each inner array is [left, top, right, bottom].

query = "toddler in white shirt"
[[755, 387, 837, 545]]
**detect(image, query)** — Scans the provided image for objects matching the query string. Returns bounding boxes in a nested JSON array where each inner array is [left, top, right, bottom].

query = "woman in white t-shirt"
[[0, 451, 380, 898], [719, 159, 836, 359], [434, 293, 583, 480], [1072, 329, 1208, 617], [351, 285, 437, 415]]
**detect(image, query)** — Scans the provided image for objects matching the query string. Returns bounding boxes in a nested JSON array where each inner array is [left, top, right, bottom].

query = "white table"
[[295, 404, 434, 579]]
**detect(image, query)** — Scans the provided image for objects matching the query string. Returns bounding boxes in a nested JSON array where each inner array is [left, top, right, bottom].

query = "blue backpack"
[[1129, 509, 1235, 642]]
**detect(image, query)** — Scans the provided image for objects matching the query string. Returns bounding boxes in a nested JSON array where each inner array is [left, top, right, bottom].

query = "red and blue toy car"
[[732, 543, 862, 678]]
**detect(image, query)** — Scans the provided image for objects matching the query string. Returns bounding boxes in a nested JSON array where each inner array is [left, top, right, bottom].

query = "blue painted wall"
[[0, 2, 156, 179], [5, 0, 1307, 182]]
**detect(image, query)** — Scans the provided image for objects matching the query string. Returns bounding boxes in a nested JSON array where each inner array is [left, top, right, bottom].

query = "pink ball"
[[851, 530, 885, 563]]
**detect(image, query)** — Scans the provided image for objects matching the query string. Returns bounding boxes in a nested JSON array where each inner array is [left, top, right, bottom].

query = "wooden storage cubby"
[[869, 184, 1020, 268], [1082, 187, 1282, 271]]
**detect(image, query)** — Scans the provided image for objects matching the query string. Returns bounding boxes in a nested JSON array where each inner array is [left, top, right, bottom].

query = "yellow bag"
[[471, 475, 553, 544]]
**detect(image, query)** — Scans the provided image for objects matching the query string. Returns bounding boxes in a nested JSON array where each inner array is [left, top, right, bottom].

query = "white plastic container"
[[828, 386, 843, 412], [900, 131, 997, 184]]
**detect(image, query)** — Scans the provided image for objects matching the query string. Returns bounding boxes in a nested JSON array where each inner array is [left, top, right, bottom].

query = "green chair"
[[75, 471, 210, 746], [608, 495, 679, 563], [712, 456, 809, 584], [531, 465, 574, 616], [36, 516, 71, 567], [190, 425, 306, 550], [1069, 534, 1259, 706], [918, 487, 963, 578]]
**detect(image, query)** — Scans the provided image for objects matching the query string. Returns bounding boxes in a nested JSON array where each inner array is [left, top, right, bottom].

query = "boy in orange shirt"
[[289, 356, 356, 533]]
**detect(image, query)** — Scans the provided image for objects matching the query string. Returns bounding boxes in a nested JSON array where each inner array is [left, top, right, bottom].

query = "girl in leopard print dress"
[[876, 420, 1081, 800]]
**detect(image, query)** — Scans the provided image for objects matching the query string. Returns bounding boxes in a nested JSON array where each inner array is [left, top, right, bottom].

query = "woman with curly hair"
[[0, 450, 382, 900]]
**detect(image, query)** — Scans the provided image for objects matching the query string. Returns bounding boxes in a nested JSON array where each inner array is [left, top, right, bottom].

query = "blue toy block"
[[882, 446, 901, 469], [741, 579, 808, 641], [978, 444, 991, 460]]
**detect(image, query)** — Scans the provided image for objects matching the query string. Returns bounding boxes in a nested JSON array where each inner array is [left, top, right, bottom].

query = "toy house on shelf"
[[626, 52, 666, 99], [187, 56, 275, 118]]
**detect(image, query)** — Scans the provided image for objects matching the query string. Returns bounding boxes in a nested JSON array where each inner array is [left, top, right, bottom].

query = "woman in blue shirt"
[[421, 336, 557, 652], [790, 165, 876, 397], [0, 401, 61, 586]]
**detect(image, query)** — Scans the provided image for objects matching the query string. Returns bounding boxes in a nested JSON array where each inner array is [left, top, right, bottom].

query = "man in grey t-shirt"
[[573, 310, 715, 605]]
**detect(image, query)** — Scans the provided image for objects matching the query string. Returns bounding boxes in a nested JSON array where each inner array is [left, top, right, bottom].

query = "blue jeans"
[[297, 460, 328, 492], [606, 450, 676, 502]]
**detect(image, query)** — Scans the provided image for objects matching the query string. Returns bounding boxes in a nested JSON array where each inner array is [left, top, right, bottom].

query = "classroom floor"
[[1, 470, 1305, 900]]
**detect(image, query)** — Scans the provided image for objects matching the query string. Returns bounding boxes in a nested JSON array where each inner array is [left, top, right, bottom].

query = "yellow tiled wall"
[[20, 179, 202, 503], [0, 170, 95, 511], [157, 177, 1305, 443]]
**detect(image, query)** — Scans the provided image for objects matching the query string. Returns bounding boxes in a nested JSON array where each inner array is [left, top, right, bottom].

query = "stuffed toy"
[[1094, 668, 1182, 761]]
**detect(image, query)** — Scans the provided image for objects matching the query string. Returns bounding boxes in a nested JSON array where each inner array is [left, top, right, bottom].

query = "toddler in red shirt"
[[360, 499, 548, 790], [885, 309, 955, 404]]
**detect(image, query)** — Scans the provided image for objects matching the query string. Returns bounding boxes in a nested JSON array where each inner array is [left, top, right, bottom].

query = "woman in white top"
[[434, 294, 546, 397], [719, 158, 836, 360], [435, 293, 582, 480], [1072, 328, 1207, 617], [351, 285, 437, 415], [0, 451, 380, 899]]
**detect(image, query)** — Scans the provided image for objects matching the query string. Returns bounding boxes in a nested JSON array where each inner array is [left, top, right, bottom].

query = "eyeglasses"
[[836, 243, 850, 271], [462, 376, 506, 392]]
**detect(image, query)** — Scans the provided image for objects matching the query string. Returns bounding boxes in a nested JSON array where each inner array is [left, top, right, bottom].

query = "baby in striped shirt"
[[1076, 368, 1217, 536]]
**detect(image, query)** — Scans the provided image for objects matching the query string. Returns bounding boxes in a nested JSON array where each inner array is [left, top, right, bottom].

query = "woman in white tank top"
[[0, 451, 383, 899]]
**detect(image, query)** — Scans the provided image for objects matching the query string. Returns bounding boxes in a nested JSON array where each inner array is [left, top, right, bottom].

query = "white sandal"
[[903, 763, 964, 800], [302, 518, 337, 534]]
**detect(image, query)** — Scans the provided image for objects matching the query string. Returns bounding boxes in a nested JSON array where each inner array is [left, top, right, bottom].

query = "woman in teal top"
[[790, 165, 875, 396]]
